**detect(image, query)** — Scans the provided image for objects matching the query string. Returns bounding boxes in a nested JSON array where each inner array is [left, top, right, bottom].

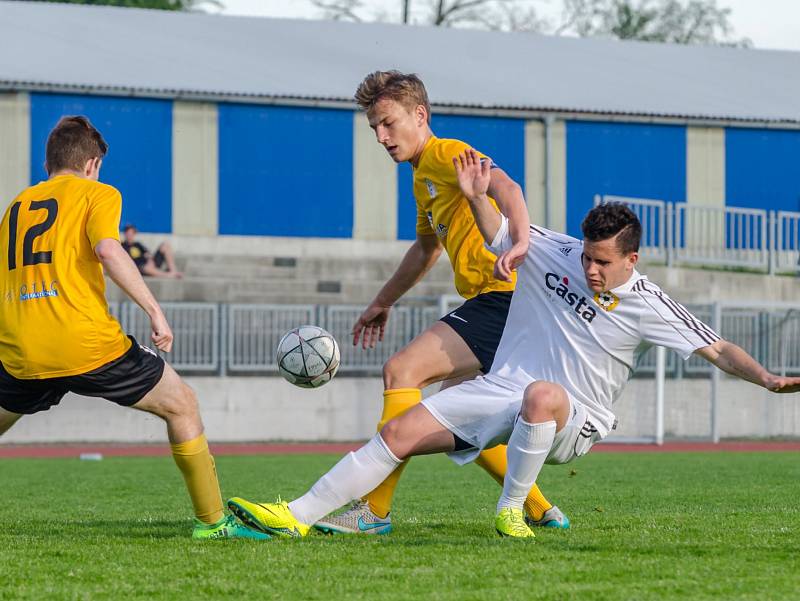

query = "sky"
[[215, 0, 800, 51]]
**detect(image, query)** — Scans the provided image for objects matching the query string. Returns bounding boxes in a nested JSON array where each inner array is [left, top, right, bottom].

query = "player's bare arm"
[[695, 340, 800, 393], [94, 238, 174, 352], [453, 150, 500, 240], [486, 165, 530, 281], [454, 149, 528, 282], [352, 233, 442, 349]]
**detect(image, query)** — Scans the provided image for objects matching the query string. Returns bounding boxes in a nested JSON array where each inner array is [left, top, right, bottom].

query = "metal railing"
[[594, 195, 668, 263], [107, 299, 800, 378], [324, 305, 415, 373], [125, 302, 220, 372], [673, 203, 769, 269], [226, 304, 316, 372], [775, 211, 800, 274], [594, 196, 800, 274]]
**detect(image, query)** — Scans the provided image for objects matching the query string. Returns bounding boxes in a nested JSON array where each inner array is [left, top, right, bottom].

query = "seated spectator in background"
[[122, 224, 182, 279]]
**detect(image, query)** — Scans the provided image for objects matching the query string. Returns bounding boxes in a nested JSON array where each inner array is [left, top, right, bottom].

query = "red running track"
[[0, 441, 798, 459]]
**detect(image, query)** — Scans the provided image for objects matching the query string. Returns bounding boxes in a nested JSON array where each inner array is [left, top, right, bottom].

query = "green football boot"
[[191, 514, 271, 540]]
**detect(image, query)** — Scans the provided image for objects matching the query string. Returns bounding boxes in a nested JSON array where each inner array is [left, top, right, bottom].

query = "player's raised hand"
[[494, 241, 528, 282], [150, 311, 174, 353], [352, 301, 391, 349], [453, 148, 491, 201]]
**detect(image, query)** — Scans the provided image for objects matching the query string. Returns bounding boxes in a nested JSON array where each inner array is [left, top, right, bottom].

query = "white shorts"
[[422, 376, 602, 466]]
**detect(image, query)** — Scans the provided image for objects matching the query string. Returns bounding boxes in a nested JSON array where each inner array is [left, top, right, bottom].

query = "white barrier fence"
[[114, 299, 800, 382], [614, 301, 800, 444], [7, 299, 798, 443], [594, 195, 800, 274]]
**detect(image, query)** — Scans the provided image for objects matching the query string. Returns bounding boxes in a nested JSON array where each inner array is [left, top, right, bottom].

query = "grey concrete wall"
[[2, 377, 385, 444], [3, 375, 797, 444], [353, 111, 397, 240], [612, 377, 800, 440], [0, 92, 30, 207], [172, 101, 218, 235], [686, 126, 725, 207], [524, 120, 546, 226]]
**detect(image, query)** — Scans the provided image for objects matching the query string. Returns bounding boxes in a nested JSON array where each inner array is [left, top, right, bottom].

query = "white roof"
[[1, 0, 799, 124]]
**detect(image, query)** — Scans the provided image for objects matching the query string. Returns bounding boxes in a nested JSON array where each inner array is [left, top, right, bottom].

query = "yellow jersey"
[[414, 136, 516, 299], [0, 174, 130, 379]]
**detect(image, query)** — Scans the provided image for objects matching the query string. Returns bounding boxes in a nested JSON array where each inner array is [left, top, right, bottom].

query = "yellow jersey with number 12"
[[0, 174, 130, 379], [413, 136, 516, 299]]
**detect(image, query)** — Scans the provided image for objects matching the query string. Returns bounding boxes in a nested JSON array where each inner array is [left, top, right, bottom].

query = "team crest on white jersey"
[[425, 178, 437, 198], [594, 291, 620, 312]]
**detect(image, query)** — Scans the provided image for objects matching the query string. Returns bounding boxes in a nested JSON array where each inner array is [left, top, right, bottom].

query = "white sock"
[[288, 434, 401, 526], [496, 418, 557, 513]]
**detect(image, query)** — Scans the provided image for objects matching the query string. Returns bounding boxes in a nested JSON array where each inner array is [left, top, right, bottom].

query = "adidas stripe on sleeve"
[[633, 279, 720, 359]]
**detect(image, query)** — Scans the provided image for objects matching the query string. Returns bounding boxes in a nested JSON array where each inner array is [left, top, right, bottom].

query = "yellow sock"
[[365, 388, 422, 518], [475, 444, 553, 521], [171, 433, 224, 524]]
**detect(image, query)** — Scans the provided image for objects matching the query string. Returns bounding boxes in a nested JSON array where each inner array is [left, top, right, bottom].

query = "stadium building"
[[0, 0, 798, 443]]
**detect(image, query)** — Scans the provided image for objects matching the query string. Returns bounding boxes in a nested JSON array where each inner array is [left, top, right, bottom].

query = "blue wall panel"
[[725, 128, 800, 213], [218, 104, 353, 237], [30, 93, 173, 233], [397, 115, 526, 240], [566, 121, 686, 238]]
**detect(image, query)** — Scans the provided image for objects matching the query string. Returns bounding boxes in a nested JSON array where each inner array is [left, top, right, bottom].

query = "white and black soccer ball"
[[276, 325, 340, 388]]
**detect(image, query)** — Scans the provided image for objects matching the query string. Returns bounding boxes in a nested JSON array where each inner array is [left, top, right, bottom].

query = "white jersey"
[[486, 218, 720, 438]]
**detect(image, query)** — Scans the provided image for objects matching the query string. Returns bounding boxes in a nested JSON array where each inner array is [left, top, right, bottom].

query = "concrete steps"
[[107, 264, 457, 304], [181, 254, 454, 282]]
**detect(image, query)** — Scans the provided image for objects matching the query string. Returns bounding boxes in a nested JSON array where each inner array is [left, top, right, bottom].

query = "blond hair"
[[354, 70, 431, 123]]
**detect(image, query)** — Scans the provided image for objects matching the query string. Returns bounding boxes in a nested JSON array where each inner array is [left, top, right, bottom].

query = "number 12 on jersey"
[[6, 199, 58, 270]]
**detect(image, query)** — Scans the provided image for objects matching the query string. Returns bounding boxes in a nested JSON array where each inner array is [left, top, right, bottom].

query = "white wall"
[[0, 92, 30, 207], [3, 375, 797, 444], [172, 101, 218, 235], [353, 111, 397, 240]]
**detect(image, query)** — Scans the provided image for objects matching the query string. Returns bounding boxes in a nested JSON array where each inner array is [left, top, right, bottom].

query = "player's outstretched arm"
[[695, 339, 800, 393], [95, 238, 174, 353], [352, 233, 442, 349]]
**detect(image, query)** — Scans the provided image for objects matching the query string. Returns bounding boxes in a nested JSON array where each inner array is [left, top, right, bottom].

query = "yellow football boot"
[[495, 507, 535, 538], [227, 497, 310, 538]]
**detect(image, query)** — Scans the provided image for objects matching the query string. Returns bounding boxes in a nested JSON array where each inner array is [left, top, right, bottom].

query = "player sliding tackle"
[[320, 70, 566, 534], [228, 149, 800, 539]]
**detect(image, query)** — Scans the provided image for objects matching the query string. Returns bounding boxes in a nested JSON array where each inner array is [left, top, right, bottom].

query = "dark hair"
[[45, 116, 108, 175], [354, 70, 431, 123], [581, 203, 642, 255]]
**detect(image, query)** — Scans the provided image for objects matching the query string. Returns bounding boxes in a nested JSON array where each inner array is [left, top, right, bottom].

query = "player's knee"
[[379, 418, 409, 460], [382, 354, 418, 389], [162, 382, 199, 421], [521, 381, 564, 422]]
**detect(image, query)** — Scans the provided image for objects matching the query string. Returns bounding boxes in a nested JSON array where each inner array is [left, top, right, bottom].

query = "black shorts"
[[439, 291, 513, 374], [153, 248, 166, 269], [0, 337, 165, 415]]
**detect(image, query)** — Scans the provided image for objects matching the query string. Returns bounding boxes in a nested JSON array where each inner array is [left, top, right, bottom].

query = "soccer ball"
[[277, 325, 340, 388]]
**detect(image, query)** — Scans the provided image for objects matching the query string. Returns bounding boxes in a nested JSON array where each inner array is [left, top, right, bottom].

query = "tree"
[[309, 0, 749, 46], [556, 0, 750, 45], [311, 0, 544, 30], [22, 0, 221, 10]]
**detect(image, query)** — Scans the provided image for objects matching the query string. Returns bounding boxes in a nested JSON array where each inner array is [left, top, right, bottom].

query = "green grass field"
[[1, 451, 798, 600]]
